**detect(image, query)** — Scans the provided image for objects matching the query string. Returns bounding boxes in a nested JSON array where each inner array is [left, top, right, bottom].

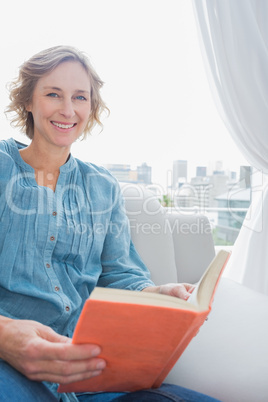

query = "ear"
[[25, 102, 32, 112]]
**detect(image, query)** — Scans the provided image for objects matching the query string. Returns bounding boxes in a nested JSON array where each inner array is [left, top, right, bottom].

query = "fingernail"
[[92, 346, 101, 356], [96, 360, 106, 370]]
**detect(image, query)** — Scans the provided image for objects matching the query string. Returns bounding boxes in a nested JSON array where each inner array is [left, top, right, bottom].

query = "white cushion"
[[167, 212, 215, 283], [121, 183, 178, 285], [166, 278, 268, 402]]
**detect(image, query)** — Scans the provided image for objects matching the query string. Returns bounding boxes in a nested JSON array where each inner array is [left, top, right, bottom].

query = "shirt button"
[[52, 211, 57, 216], [55, 286, 60, 291], [65, 306, 70, 312], [46, 263, 51, 268], [50, 236, 55, 241]]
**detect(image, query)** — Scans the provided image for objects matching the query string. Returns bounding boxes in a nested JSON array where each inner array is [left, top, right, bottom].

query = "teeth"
[[52, 122, 75, 129]]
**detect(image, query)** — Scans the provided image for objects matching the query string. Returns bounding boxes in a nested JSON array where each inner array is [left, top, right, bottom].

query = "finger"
[[33, 324, 102, 360], [23, 356, 106, 381], [48, 343, 102, 361], [36, 325, 72, 344], [29, 367, 104, 384], [183, 284, 196, 294], [168, 284, 192, 300], [27, 339, 102, 362]]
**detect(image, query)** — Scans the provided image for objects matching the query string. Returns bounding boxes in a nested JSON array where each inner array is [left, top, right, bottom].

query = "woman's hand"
[[142, 283, 195, 300], [0, 317, 106, 384]]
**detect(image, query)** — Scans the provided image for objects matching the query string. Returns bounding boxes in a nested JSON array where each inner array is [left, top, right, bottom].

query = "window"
[[0, 0, 249, 246]]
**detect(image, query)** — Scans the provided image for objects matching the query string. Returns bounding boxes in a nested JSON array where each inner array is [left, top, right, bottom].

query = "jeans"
[[0, 360, 221, 402], [77, 385, 222, 402]]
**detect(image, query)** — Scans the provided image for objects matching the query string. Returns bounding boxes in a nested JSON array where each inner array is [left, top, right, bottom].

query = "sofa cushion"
[[166, 278, 268, 402], [121, 183, 178, 285], [166, 212, 215, 283]]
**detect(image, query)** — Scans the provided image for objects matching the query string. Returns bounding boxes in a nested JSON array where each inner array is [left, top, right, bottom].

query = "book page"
[[187, 281, 200, 306], [187, 250, 230, 309], [90, 286, 197, 311]]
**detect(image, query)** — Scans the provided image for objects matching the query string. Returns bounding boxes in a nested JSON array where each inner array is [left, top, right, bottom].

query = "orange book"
[[58, 250, 230, 394]]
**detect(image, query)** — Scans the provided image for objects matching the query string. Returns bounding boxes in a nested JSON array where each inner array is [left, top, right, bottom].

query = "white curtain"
[[192, 0, 268, 294]]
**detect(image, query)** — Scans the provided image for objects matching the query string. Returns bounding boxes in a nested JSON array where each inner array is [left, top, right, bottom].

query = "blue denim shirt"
[[0, 138, 154, 401]]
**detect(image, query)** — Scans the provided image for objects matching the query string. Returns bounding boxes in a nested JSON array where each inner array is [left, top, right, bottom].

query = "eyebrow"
[[43, 86, 90, 94]]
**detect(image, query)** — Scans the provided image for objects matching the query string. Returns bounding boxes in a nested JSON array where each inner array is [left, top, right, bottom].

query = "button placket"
[[43, 179, 72, 322], [43, 196, 61, 295]]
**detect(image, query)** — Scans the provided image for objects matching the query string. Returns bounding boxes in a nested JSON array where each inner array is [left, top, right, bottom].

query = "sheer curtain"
[[192, 0, 268, 294]]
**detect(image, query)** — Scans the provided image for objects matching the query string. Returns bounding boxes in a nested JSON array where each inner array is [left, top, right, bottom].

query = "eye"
[[47, 93, 59, 98], [76, 95, 87, 101]]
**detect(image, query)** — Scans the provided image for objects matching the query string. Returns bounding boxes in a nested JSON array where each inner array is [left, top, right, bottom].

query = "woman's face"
[[26, 61, 92, 150]]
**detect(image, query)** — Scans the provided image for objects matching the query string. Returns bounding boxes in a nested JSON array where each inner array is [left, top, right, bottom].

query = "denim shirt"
[[0, 138, 154, 401]]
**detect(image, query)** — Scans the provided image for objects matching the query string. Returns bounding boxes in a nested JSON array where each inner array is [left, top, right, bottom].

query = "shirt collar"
[[9, 137, 77, 173]]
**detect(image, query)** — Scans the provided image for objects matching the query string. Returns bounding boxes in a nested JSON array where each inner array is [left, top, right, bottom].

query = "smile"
[[51, 121, 76, 129]]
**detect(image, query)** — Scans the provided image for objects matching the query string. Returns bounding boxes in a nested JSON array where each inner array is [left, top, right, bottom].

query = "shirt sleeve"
[[97, 182, 155, 291]]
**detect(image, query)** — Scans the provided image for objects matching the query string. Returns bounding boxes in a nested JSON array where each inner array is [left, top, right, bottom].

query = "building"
[[172, 160, 187, 189], [137, 163, 152, 184], [104, 163, 151, 184], [175, 174, 229, 210], [214, 187, 251, 244], [104, 164, 135, 182], [196, 166, 207, 177]]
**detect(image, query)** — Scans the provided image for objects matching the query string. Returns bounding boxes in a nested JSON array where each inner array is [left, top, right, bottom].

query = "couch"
[[121, 183, 268, 402]]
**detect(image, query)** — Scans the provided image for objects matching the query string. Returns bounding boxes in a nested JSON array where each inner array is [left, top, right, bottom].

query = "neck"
[[19, 139, 71, 191], [19, 140, 70, 171]]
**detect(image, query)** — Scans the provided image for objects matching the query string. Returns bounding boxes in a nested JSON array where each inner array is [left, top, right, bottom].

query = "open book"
[[58, 250, 230, 394]]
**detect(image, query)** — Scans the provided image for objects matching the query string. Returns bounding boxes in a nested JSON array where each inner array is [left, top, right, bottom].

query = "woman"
[[0, 46, 219, 402]]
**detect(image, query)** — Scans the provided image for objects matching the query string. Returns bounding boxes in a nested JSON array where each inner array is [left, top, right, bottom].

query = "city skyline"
[[100, 158, 250, 192]]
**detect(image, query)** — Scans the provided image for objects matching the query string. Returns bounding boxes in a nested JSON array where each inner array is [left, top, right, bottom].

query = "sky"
[[0, 0, 248, 190]]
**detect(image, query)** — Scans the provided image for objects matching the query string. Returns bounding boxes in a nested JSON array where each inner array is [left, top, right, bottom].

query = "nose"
[[60, 98, 75, 119]]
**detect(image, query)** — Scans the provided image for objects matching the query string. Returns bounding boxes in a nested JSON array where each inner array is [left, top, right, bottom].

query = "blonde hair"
[[5, 45, 109, 139]]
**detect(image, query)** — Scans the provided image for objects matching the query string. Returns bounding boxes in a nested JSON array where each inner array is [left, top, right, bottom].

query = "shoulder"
[[0, 138, 17, 166], [0, 139, 22, 186], [73, 158, 123, 205], [0, 137, 26, 154], [0, 138, 13, 152], [74, 159, 124, 208], [75, 158, 120, 192]]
